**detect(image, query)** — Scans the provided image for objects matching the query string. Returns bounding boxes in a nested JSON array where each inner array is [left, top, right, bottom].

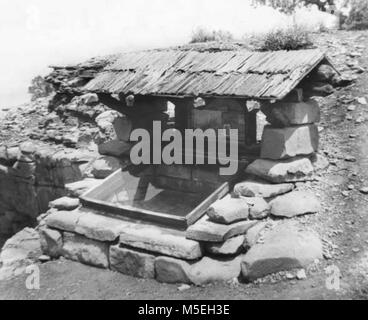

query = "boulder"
[[0, 228, 41, 280], [241, 221, 322, 281], [62, 232, 109, 268], [261, 125, 319, 160], [98, 140, 132, 158], [110, 245, 155, 279], [155, 256, 242, 285], [245, 157, 314, 183], [242, 197, 270, 220], [234, 180, 294, 198], [207, 195, 249, 224], [186, 215, 257, 242], [39, 227, 63, 258], [49, 197, 80, 211], [91, 156, 123, 179], [204, 235, 245, 255], [119, 224, 202, 260], [261, 100, 320, 127], [270, 191, 321, 218]]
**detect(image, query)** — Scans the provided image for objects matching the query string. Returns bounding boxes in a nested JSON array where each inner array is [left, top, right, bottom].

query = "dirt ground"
[[2, 30, 368, 300]]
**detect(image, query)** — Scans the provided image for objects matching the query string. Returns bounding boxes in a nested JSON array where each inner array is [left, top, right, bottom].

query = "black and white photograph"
[[0, 0, 367, 304]]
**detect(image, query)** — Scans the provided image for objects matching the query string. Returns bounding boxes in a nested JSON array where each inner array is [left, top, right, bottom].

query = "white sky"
[[0, 0, 336, 107]]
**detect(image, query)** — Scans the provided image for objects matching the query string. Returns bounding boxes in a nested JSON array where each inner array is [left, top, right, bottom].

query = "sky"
[[0, 0, 337, 108]]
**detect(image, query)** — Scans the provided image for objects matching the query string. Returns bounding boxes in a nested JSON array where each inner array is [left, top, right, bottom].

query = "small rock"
[[178, 284, 191, 291], [352, 247, 360, 253], [356, 97, 367, 105], [359, 187, 368, 194], [38, 255, 51, 263], [296, 269, 307, 280], [342, 191, 349, 197], [347, 185, 355, 190], [347, 105, 356, 111], [345, 155, 356, 162], [355, 116, 365, 124], [286, 273, 295, 280]]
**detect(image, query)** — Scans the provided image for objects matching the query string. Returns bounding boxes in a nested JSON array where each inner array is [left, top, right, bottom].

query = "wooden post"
[[244, 106, 258, 146]]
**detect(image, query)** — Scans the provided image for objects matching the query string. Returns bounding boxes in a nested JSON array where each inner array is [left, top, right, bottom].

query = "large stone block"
[[119, 224, 202, 260], [110, 245, 155, 279], [98, 140, 132, 158], [245, 157, 314, 183], [61, 232, 109, 268], [261, 100, 320, 127], [261, 125, 319, 160], [155, 255, 242, 285], [241, 221, 322, 281]]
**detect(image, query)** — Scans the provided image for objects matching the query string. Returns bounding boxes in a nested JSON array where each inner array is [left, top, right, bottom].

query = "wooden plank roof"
[[84, 48, 330, 100]]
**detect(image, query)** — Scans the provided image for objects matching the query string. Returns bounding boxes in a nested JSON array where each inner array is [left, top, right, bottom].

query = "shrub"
[[258, 26, 313, 51], [28, 75, 54, 101], [345, 0, 368, 30], [190, 27, 234, 44]]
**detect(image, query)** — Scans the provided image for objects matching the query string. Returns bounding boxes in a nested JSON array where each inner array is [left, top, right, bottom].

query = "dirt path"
[[2, 31, 368, 300]]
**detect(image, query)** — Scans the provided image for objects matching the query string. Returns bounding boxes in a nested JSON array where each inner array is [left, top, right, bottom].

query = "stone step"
[[45, 208, 202, 260], [118, 224, 203, 260]]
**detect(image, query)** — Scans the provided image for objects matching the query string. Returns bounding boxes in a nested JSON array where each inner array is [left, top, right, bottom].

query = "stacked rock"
[[234, 98, 323, 219], [245, 99, 321, 183], [186, 194, 262, 258]]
